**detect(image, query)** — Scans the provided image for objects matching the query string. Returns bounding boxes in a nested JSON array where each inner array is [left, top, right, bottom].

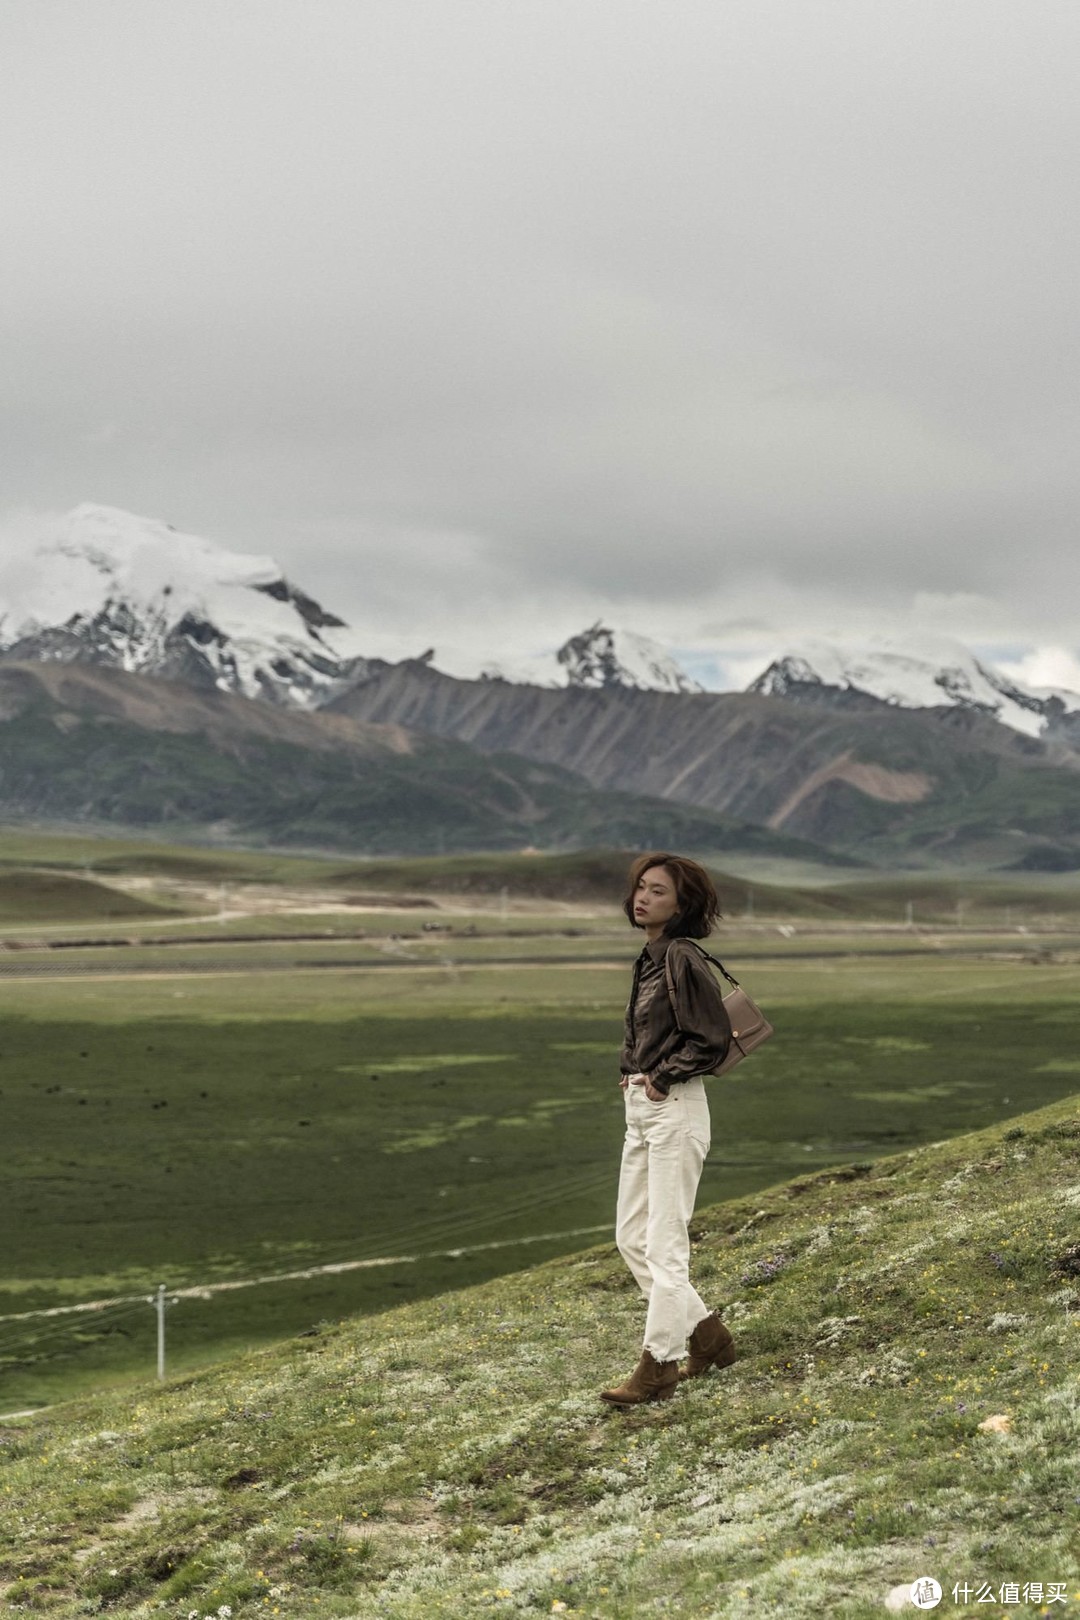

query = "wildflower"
[[740, 1252, 790, 1286]]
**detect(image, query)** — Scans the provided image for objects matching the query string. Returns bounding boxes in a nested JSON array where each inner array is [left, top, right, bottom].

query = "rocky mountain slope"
[[0, 662, 837, 859], [331, 659, 1080, 866]]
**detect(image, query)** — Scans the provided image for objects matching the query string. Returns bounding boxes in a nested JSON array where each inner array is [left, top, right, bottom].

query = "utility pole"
[[149, 1284, 168, 1380], [156, 1284, 166, 1379]]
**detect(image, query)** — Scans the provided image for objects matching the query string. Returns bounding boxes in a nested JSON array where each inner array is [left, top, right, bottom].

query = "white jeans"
[[615, 1074, 712, 1363]]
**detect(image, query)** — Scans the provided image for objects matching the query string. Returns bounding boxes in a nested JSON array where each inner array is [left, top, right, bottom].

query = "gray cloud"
[[3, 0, 1079, 681]]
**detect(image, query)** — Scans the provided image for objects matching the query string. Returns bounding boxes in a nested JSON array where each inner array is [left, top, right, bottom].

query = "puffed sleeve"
[[652, 942, 732, 1091]]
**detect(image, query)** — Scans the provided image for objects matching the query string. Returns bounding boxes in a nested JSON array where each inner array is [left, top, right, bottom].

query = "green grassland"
[[3, 833, 1080, 1614], [3, 831, 1080, 1414], [2, 1092, 1080, 1618], [4, 936, 1080, 1416]]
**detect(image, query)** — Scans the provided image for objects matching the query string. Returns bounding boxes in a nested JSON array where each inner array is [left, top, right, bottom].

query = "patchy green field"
[[2, 1092, 1079, 1619], [4, 938, 1080, 1413]]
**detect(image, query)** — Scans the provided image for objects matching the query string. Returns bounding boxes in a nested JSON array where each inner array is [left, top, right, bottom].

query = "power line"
[[0, 1221, 611, 1329], [0, 1222, 611, 1393], [0, 1298, 151, 1358]]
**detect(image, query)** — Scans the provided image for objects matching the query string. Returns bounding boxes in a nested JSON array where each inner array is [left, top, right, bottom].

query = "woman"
[[600, 852, 737, 1407]]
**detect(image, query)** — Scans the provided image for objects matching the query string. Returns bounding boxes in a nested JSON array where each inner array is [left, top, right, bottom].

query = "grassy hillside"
[[4, 831, 1080, 931], [0, 872, 182, 924], [0, 826, 392, 889], [3, 1093, 1080, 1618], [320, 852, 1080, 925], [859, 759, 1080, 869], [318, 850, 847, 909]]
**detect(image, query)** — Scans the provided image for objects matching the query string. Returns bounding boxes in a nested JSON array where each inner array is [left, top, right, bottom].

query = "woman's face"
[[632, 864, 680, 934]]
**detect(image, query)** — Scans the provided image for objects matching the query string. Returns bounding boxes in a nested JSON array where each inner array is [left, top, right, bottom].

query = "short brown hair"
[[622, 852, 722, 938]]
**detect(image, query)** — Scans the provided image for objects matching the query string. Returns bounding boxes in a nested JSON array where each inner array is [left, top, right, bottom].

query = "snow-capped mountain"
[[438, 622, 702, 694], [555, 623, 703, 693], [0, 510, 703, 708], [7, 509, 1073, 747], [0, 504, 374, 708], [748, 635, 1080, 738]]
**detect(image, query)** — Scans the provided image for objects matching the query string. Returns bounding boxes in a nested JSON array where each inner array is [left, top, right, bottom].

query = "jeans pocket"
[[684, 1103, 711, 1151]]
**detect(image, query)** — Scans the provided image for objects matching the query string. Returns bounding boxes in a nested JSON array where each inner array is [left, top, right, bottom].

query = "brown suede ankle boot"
[[600, 1349, 679, 1406], [679, 1311, 736, 1380]]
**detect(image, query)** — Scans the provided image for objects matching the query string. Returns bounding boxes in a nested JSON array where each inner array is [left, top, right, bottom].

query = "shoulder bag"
[[663, 938, 774, 1077]]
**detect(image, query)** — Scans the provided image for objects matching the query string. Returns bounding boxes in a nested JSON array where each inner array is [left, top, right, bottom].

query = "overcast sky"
[[3, 0, 1080, 688]]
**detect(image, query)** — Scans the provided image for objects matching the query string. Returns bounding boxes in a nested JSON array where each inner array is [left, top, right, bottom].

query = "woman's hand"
[[620, 1072, 666, 1099]]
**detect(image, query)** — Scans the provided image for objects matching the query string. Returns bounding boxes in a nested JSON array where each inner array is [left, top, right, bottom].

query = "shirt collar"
[[642, 935, 673, 965]]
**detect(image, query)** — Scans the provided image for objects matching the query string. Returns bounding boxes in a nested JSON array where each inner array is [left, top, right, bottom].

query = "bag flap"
[[721, 984, 771, 1041]]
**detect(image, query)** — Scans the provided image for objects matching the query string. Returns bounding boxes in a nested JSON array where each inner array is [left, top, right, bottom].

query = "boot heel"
[[682, 1313, 736, 1379], [601, 1351, 679, 1405]]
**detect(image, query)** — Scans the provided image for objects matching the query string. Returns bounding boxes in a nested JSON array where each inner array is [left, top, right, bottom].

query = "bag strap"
[[662, 938, 740, 1028], [677, 937, 741, 988]]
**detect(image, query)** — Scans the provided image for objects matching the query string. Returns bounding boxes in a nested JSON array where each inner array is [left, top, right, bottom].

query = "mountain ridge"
[[6, 506, 1079, 746], [329, 658, 1080, 866], [4, 504, 1080, 866], [0, 661, 846, 861]]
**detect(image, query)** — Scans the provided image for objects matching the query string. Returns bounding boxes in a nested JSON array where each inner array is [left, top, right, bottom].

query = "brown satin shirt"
[[619, 935, 733, 1095]]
